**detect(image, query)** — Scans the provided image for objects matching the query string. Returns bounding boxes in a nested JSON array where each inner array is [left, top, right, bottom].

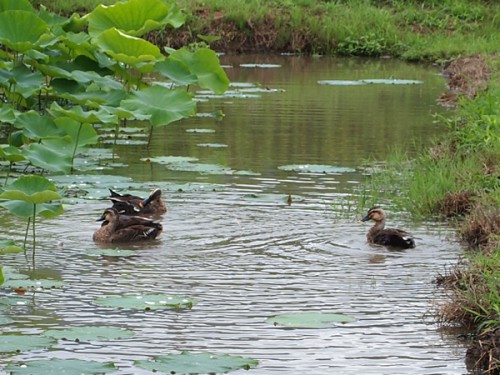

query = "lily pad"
[[2, 278, 65, 289], [318, 80, 366, 86], [94, 294, 195, 310], [86, 248, 137, 257], [0, 315, 13, 325], [268, 312, 356, 328], [0, 240, 23, 255], [141, 155, 199, 164], [4, 359, 116, 374], [278, 164, 355, 174], [239, 63, 281, 68], [185, 128, 216, 133], [196, 143, 228, 148], [135, 351, 259, 374], [360, 78, 423, 85], [42, 326, 134, 341], [0, 334, 56, 353]]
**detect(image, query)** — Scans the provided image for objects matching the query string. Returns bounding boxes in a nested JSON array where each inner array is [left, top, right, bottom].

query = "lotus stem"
[[32, 204, 36, 271]]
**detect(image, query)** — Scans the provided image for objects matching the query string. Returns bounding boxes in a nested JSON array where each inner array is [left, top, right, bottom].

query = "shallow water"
[[0, 55, 467, 374]]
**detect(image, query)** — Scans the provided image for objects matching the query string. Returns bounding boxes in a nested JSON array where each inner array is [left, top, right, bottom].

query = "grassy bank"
[[32, 0, 499, 62]]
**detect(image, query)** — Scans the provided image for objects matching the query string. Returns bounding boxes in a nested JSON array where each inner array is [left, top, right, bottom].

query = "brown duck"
[[108, 188, 167, 216], [360, 207, 416, 249], [93, 208, 163, 243]]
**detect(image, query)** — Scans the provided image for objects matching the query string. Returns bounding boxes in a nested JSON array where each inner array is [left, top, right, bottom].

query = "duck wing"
[[373, 228, 416, 249], [109, 223, 163, 242]]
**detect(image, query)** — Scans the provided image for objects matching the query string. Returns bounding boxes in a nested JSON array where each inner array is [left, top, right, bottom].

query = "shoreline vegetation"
[[28, 1, 500, 373]]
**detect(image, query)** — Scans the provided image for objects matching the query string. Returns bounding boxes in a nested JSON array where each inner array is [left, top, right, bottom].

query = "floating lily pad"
[[168, 163, 232, 174], [94, 294, 195, 310], [4, 359, 116, 374], [135, 351, 259, 374], [86, 248, 136, 257], [360, 79, 423, 85], [185, 128, 216, 133], [318, 80, 366, 86], [278, 164, 355, 174], [42, 326, 134, 341], [240, 63, 281, 68], [268, 312, 356, 328], [229, 82, 256, 88], [2, 278, 64, 290], [233, 170, 261, 176], [142, 156, 199, 164], [196, 143, 228, 148], [0, 315, 13, 325], [0, 334, 56, 353]]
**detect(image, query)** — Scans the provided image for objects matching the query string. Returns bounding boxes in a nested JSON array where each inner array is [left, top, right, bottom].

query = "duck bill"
[[359, 215, 370, 223]]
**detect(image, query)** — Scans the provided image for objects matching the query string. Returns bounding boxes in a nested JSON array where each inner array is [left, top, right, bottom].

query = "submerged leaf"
[[268, 312, 356, 328], [135, 351, 259, 374]]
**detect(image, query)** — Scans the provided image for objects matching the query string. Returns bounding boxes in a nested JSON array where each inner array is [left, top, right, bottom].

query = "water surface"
[[0, 55, 467, 374]]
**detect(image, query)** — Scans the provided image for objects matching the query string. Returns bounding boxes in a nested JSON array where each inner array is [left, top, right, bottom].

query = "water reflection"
[[0, 56, 466, 374]]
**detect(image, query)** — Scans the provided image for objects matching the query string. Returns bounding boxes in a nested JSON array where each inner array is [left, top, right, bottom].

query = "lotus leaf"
[[278, 164, 356, 174], [0, 200, 63, 218], [186, 128, 216, 133], [93, 28, 163, 68], [135, 351, 259, 374], [0, 145, 25, 163], [142, 156, 199, 164], [2, 278, 64, 289], [0, 106, 16, 123], [22, 141, 73, 174], [49, 102, 117, 124], [4, 359, 116, 374], [54, 117, 98, 147], [0, 0, 35, 12], [94, 294, 195, 310], [43, 326, 134, 341], [15, 111, 64, 139], [0, 175, 60, 204], [268, 312, 356, 328], [0, 65, 44, 98], [0, 267, 3, 285], [360, 78, 423, 85], [197, 143, 228, 148], [0, 334, 56, 353], [317, 80, 366, 86], [240, 63, 281, 68], [0, 10, 47, 52], [121, 86, 196, 127], [0, 314, 11, 324], [88, 0, 182, 37], [0, 240, 23, 255]]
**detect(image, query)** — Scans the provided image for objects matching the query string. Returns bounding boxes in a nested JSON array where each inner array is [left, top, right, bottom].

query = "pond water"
[[0, 55, 468, 374]]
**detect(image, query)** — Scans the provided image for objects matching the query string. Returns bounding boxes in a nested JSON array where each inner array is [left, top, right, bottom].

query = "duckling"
[[93, 208, 163, 243], [360, 207, 416, 249], [108, 188, 167, 216]]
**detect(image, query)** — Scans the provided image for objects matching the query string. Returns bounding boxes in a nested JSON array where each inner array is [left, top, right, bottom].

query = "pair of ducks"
[[94, 190, 415, 249], [93, 189, 167, 243]]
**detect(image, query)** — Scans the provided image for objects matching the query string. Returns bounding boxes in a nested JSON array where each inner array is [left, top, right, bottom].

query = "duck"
[[360, 207, 416, 249], [93, 207, 163, 243], [108, 188, 167, 216]]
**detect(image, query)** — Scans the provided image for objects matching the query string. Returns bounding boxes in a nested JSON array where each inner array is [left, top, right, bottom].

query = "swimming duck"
[[93, 208, 163, 243], [360, 207, 416, 249], [108, 188, 167, 216]]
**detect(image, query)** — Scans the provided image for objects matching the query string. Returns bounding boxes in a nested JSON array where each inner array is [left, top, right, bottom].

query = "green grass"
[[30, 0, 500, 61]]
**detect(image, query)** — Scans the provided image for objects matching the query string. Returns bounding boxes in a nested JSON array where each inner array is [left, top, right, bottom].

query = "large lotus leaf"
[[49, 102, 117, 124], [94, 294, 195, 310], [0, 0, 35, 12], [0, 65, 44, 98], [121, 86, 195, 127], [162, 48, 229, 94], [0, 334, 56, 353], [0, 105, 16, 124], [22, 140, 73, 174], [93, 28, 163, 68], [135, 352, 259, 374], [0, 145, 25, 162], [154, 58, 197, 87], [54, 117, 98, 147], [51, 82, 125, 107], [268, 312, 356, 328], [0, 200, 63, 218], [0, 239, 23, 255], [0, 10, 47, 52], [42, 326, 134, 341], [4, 359, 116, 374], [0, 175, 60, 204], [88, 0, 177, 37], [15, 111, 64, 139]]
